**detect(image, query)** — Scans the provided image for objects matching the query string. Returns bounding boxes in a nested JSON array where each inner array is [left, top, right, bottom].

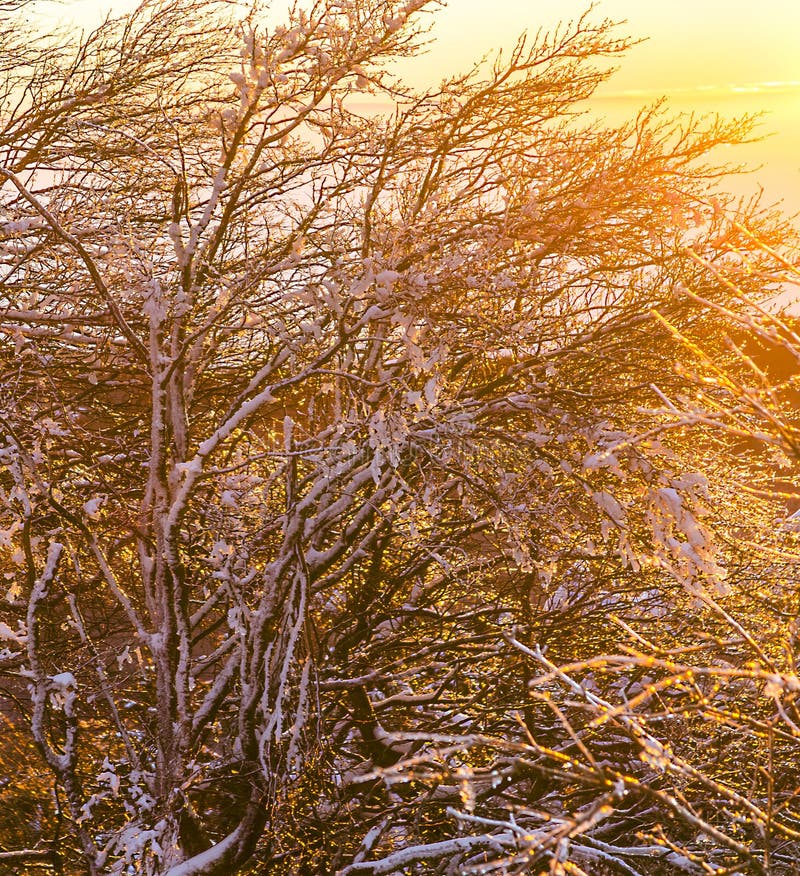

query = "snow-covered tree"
[[1, 0, 797, 873]]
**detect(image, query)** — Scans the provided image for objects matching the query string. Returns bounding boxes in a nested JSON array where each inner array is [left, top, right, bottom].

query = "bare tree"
[[408, 228, 800, 876], [0, 0, 796, 873]]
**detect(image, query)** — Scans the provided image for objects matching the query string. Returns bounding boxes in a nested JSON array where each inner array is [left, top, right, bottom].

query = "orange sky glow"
[[410, 1, 800, 216], [32, 0, 800, 213], [40, 1, 800, 95], [419, 1, 800, 96]]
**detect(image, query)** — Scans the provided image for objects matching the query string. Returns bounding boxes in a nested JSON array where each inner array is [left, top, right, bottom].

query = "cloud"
[[594, 81, 800, 102]]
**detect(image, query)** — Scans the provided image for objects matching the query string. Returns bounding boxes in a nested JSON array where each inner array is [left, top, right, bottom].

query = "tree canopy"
[[2, 1, 800, 874]]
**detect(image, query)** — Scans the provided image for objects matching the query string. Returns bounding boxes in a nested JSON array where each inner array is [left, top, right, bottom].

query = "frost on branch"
[[0, 0, 798, 873]]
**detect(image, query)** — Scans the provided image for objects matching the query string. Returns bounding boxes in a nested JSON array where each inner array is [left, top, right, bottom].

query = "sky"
[[415, 1, 800, 96], [37, 0, 800, 95], [31, 0, 800, 212]]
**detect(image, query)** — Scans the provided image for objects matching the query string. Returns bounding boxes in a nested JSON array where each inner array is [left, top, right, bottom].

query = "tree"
[[434, 243, 800, 876], [0, 0, 796, 873]]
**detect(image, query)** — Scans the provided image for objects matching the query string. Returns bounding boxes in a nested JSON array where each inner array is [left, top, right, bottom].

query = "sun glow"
[[425, 0, 800, 93], [24, 0, 800, 209]]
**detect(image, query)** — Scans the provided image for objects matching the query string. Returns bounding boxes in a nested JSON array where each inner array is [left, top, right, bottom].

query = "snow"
[[83, 497, 104, 519], [163, 829, 240, 876], [592, 490, 625, 524], [657, 487, 684, 519], [50, 672, 77, 689], [0, 621, 25, 643]]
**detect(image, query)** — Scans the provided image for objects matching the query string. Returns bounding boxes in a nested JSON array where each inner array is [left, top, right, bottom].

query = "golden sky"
[[29, 0, 800, 212], [34, 1, 800, 96], [415, 0, 800, 96]]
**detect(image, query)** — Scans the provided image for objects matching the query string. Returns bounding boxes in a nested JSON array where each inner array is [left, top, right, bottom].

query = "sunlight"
[[4, 3, 800, 872]]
